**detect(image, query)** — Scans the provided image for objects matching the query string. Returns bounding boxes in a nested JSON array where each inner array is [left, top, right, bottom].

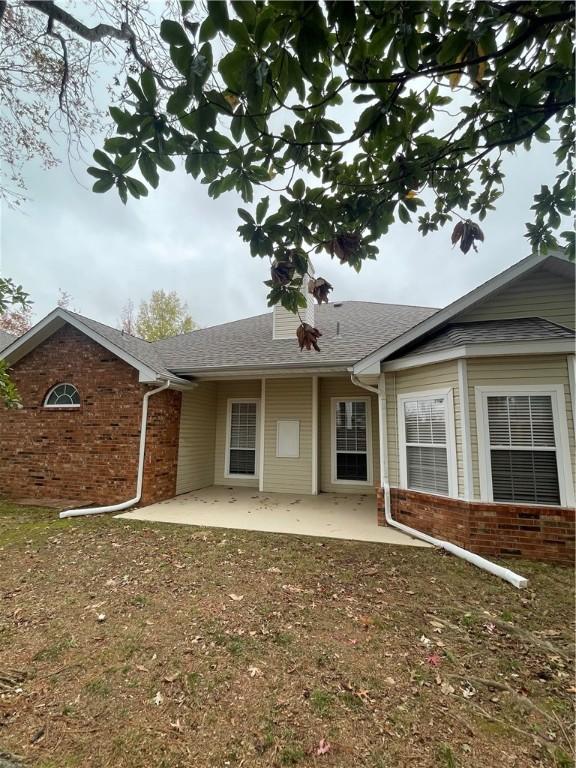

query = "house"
[[0, 251, 574, 563]]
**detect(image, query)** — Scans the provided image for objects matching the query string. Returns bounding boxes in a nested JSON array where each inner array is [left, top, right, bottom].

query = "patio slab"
[[117, 486, 431, 547]]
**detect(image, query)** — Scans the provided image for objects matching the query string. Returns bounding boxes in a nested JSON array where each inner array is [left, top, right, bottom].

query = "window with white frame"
[[484, 393, 561, 505], [399, 392, 455, 496], [44, 383, 80, 407], [333, 399, 371, 483], [227, 400, 258, 477]]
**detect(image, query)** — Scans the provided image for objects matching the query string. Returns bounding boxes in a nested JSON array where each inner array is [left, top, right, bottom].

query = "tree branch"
[[23, 0, 129, 43]]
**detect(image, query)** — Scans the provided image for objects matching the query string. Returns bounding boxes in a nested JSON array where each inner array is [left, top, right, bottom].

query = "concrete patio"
[[117, 486, 431, 547]]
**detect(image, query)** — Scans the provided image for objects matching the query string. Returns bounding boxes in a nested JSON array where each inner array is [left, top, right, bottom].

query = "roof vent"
[[334, 302, 343, 308]]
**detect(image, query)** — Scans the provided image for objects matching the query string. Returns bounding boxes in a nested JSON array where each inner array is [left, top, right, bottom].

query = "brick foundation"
[[0, 325, 181, 507], [376, 487, 575, 565]]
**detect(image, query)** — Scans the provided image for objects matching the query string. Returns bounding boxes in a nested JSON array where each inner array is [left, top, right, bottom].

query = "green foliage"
[[135, 289, 197, 341], [0, 277, 30, 407], [91, 1, 575, 309]]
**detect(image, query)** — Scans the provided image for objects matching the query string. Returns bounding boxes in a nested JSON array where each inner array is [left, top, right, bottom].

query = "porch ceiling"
[[117, 486, 430, 547]]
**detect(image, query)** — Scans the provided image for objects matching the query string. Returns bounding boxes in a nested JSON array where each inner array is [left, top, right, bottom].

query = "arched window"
[[44, 383, 81, 408]]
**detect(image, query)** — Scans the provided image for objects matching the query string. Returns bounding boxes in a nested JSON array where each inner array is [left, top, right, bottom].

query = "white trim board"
[[353, 252, 572, 375], [330, 396, 374, 486], [474, 384, 575, 508], [224, 397, 261, 481], [457, 359, 473, 501], [380, 339, 575, 372], [397, 387, 459, 499]]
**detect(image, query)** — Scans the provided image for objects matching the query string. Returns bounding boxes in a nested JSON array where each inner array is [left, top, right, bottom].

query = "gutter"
[[60, 380, 171, 519], [350, 374, 528, 589]]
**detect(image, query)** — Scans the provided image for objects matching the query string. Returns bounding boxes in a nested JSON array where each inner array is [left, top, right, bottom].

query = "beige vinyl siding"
[[319, 377, 379, 494], [467, 355, 575, 500], [385, 361, 463, 496], [214, 380, 261, 488], [176, 382, 217, 494], [272, 297, 314, 339], [262, 378, 313, 494], [458, 267, 575, 328]]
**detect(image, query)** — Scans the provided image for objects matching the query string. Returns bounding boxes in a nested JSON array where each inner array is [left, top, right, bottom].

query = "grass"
[[0, 498, 574, 768]]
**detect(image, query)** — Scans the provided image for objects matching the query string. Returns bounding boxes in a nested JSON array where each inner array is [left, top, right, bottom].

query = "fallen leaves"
[[315, 737, 331, 756], [228, 594, 244, 602], [152, 691, 163, 706]]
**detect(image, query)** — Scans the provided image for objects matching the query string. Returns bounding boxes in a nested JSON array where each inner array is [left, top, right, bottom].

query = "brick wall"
[[376, 487, 575, 564], [0, 324, 181, 507]]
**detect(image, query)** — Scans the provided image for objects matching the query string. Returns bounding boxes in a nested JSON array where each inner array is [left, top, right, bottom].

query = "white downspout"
[[60, 380, 171, 519], [350, 374, 528, 589]]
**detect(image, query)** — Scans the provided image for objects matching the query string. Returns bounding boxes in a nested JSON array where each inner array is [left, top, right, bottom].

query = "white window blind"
[[229, 401, 257, 475], [487, 395, 560, 505], [335, 400, 368, 481], [403, 397, 449, 495]]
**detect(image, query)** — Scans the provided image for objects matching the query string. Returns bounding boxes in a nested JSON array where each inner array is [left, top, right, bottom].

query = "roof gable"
[[1, 308, 185, 384], [353, 252, 575, 374]]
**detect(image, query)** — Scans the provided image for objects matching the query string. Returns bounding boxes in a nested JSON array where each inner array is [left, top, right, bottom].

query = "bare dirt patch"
[[0, 501, 574, 768]]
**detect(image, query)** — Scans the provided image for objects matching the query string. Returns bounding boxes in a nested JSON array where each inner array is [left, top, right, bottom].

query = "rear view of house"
[[0, 252, 574, 563]]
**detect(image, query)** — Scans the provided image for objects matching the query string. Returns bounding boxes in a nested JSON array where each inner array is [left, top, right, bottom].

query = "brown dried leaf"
[[307, 277, 333, 304], [296, 323, 322, 352]]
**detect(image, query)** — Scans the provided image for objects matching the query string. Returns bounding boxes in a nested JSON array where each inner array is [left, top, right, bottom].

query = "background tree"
[[0, 0, 177, 205], [0, 299, 33, 336], [119, 299, 137, 335], [135, 289, 197, 340], [0, 279, 29, 406]]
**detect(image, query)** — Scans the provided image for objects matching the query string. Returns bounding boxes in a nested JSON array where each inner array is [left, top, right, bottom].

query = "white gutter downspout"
[[350, 374, 528, 589], [60, 380, 171, 519]]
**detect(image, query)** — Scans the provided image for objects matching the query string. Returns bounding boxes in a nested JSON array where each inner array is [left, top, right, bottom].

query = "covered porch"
[[118, 486, 429, 546]]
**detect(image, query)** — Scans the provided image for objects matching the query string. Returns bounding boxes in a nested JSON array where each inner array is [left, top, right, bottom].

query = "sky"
[[0, 18, 563, 331]]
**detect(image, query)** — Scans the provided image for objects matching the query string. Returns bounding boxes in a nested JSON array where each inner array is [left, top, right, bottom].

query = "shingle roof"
[[0, 330, 17, 353], [65, 311, 184, 382], [403, 318, 575, 357], [151, 301, 438, 373]]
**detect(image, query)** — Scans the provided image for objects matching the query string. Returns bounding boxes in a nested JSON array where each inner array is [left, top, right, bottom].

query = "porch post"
[[259, 377, 266, 492], [311, 375, 318, 494]]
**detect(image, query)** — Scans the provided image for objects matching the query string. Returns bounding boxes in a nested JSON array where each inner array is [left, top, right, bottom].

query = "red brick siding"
[[376, 487, 575, 564], [0, 325, 181, 507], [142, 389, 181, 505]]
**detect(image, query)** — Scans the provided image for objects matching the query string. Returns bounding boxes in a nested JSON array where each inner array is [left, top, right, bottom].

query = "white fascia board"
[[353, 251, 553, 375], [380, 339, 575, 371], [181, 365, 350, 380], [2, 308, 162, 384]]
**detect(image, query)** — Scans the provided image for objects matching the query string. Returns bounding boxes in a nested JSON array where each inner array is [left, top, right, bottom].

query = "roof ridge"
[[151, 300, 439, 346], [66, 309, 152, 344]]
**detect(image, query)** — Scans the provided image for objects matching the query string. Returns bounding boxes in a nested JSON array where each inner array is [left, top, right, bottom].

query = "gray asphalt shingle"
[[402, 317, 575, 357], [151, 301, 438, 373]]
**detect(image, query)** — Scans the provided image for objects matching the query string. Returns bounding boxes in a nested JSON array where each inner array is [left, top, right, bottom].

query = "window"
[[226, 400, 259, 477], [332, 399, 372, 483], [486, 394, 560, 505], [44, 383, 80, 408], [476, 385, 574, 508], [398, 390, 456, 496]]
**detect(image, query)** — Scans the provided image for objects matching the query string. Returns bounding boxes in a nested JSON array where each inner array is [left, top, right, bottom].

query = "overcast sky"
[[0, 65, 561, 331]]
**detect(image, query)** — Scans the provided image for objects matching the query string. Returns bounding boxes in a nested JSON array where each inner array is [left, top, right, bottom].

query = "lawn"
[[0, 501, 574, 768]]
